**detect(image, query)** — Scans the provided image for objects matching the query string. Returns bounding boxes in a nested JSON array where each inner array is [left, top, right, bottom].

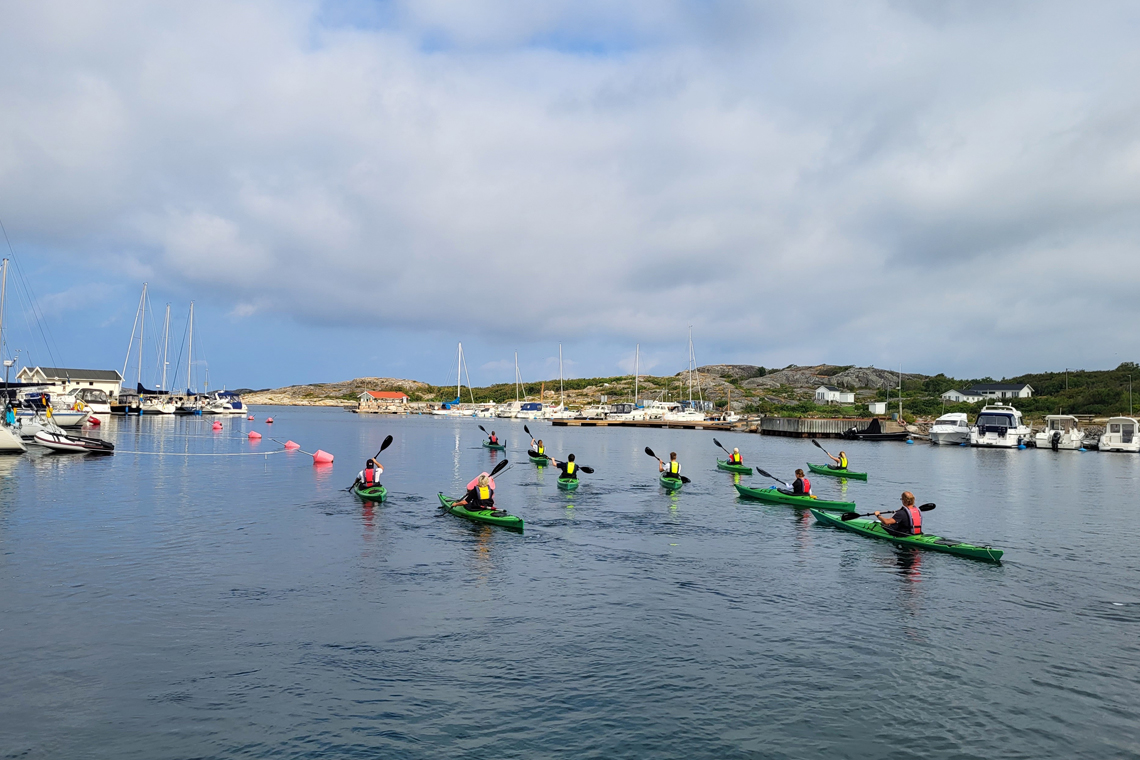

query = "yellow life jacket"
[[839, 454, 848, 469], [477, 485, 491, 501], [566, 462, 576, 475], [668, 461, 679, 475], [536, 445, 544, 455], [729, 453, 741, 464]]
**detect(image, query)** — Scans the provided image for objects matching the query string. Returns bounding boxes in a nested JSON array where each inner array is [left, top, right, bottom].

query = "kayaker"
[[550, 453, 580, 481], [357, 458, 384, 487], [875, 492, 923, 536], [488, 430, 499, 445], [659, 452, 681, 481], [826, 450, 849, 470], [778, 469, 812, 496], [452, 473, 496, 510], [728, 447, 743, 465], [530, 438, 546, 457]]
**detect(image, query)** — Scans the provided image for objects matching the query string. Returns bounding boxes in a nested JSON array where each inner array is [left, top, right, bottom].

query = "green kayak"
[[659, 474, 684, 491], [716, 459, 753, 475], [529, 455, 550, 465], [353, 484, 388, 502], [482, 440, 506, 450], [557, 477, 579, 491], [733, 484, 856, 512], [437, 493, 524, 531], [807, 462, 868, 481], [810, 508, 1003, 563]]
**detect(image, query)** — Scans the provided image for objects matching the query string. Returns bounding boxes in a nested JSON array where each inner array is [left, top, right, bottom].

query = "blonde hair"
[[478, 474, 490, 487]]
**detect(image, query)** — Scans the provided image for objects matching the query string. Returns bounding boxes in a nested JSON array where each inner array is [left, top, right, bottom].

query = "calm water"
[[1, 407, 1138, 759]]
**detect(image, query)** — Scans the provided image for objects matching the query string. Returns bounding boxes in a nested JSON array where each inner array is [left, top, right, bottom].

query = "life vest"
[[729, 453, 742, 464], [536, 444, 544, 455], [565, 462, 576, 475], [490, 435, 498, 444], [838, 454, 848, 469], [477, 485, 491, 502], [668, 461, 679, 475], [795, 477, 811, 494], [363, 467, 376, 486], [903, 505, 922, 535]]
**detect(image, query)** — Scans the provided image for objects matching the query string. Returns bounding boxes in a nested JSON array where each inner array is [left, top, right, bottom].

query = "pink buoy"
[[266, 417, 274, 424], [247, 415, 254, 420], [312, 449, 334, 464], [212, 421, 222, 431], [248, 431, 262, 440], [284, 440, 301, 450]]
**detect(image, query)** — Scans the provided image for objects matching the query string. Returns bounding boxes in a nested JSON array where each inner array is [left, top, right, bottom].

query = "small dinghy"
[[33, 429, 115, 454]]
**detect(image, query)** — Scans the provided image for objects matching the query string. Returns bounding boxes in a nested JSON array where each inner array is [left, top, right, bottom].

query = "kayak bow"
[[438, 493, 524, 531], [810, 508, 1003, 563], [659, 474, 684, 491], [733, 484, 856, 512], [353, 483, 388, 502], [557, 478, 580, 491], [807, 462, 868, 481], [716, 459, 753, 475]]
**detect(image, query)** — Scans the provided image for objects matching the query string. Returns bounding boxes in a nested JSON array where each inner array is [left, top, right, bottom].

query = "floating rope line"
[[114, 449, 289, 457]]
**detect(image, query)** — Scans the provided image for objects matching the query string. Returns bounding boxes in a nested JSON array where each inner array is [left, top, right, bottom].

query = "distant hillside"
[[244, 377, 430, 406]]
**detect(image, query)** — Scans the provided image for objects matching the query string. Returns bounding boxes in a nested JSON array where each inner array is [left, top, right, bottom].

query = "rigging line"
[[0, 217, 62, 367], [170, 305, 190, 392]]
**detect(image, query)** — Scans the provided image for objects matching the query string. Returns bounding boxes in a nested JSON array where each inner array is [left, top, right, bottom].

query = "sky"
[[1, 0, 1138, 390]]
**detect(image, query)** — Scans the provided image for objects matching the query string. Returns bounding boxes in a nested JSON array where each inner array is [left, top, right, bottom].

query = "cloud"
[[1, 0, 1138, 379]]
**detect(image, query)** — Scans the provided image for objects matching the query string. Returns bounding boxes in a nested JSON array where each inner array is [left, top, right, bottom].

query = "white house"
[[358, 390, 409, 411], [967, 383, 1034, 399], [868, 401, 887, 414], [941, 388, 986, 404], [16, 366, 123, 398], [815, 385, 855, 405]]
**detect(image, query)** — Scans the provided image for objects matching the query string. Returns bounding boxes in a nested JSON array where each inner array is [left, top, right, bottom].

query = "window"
[[1110, 424, 1121, 433]]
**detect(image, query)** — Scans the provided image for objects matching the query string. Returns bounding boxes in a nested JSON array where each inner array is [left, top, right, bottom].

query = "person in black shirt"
[[550, 453, 580, 480]]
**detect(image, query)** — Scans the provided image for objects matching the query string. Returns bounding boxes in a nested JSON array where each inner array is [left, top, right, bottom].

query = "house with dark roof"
[[965, 383, 1034, 400], [15, 366, 123, 398], [940, 388, 986, 404]]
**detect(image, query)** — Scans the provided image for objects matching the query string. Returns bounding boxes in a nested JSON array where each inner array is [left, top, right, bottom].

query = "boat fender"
[[906, 439, 914, 445], [248, 431, 262, 440], [312, 449, 334, 464], [212, 422, 222, 430], [1017, 444, 1026, 450], [1079, 447, 1087, 452]]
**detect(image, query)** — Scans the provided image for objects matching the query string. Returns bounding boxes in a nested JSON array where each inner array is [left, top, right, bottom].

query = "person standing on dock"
[[728, 447, 743, 465], [826, 450, 849, 470], [660, 452, 682, 480], [875, 492, 922, 536], [550, 453, 579, 481]]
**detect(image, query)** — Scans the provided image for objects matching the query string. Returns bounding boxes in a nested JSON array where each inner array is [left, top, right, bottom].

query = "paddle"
[[811, 439, 834, 459], [841, 503, 935, 521], [346, 434, 395, 490], [644, 446, 691, 484], [712, 437, 733, 457], [755, 467, 790, 487]]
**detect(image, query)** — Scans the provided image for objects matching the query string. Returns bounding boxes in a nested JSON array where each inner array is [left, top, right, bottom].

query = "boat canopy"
[[520, 402, 543, 411], [1044, 415, 1078, 431]]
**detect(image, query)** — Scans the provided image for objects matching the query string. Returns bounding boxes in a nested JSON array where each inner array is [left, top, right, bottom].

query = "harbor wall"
[[760, 417, 869, 438]]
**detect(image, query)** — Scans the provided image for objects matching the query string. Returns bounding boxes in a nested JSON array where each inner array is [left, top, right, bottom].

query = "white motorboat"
[[141, 397, 176, 414], [496, 401, 521, 418], [663, 407, 707, 422], [474, 405, 497, 418], [65, 388, 112, 415], [576, 405, 609, 420], [1034, 415, 1084, 450], [17, 407, 90, 428], [32, 428, 115, 454], [929, 412, 970, 445], [969, 405, 1031, 448], [605, 403, 636, 421], [515, 402, 545, 420], [1099, 416, 1139, 453]]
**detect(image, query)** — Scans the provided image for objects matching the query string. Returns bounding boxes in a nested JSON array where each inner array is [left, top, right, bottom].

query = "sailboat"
[[545, 344, 576, 419], [663, 328, 706, 422], [175, 302, 203, 414], [496, 352, 525, 418], [433, 342, 478, 416], [140, 302, 176, 414]]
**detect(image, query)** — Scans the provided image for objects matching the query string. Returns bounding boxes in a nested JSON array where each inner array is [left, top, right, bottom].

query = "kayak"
[[733, 484, 856, 512], [557, 478, 579, 491], [438, 493, 524, 531], [353, 484, 388, 502], [807, 462, 868, 481], [810, 508, 1003, 563], [529, 455, 550, 465], [482, 440, 506, 450], [716, 459, 753, 475], [659, 474, 684, 491]]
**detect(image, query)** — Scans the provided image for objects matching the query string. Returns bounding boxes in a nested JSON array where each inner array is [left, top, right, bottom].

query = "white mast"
[[122, 284, 146, 382], [514, 351, 520, 403], [160, 304, 170, 390], [137, 283, 147, 386], [0, 259, 7, 359], [688, 326, 693, 403], [559, 343, 564, 407], [456, 342, 462, 402], [187, 301, 194, 394], [634, 343, 639, 405]]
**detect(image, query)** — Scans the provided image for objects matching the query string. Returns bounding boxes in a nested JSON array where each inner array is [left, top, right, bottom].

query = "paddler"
[[875, 492, 922, 536], [826, 450, 849, 471], [728, 447, 743, 465], [356, 458, 383, 488], [659, 451, 681, 481], [550, 453, 580, 481], [488, 430, 500, 445], [530, 437, 546, 457], [778, 468, 812, 496], [451, 472, 497, 511]]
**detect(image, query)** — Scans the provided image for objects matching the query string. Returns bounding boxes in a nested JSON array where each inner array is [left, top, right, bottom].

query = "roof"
[[19, 366, 123, 382], [967, 383, 1033, 391], [942, 388, 982, 396], [816, 385, 842, 392], [363, 390, 408, 399]]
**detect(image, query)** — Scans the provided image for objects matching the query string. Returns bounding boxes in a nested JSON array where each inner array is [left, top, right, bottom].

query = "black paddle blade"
[[680, 476, 692, 484], [490, 459, 510, 476], [524, 424, 532, 437], [713, 438, 723, 449], [378, 434, 394, 453], [756, 468, 777, 480], [919, 503, 936, 511], [840, 512, 861, 521], [478, 425, 488, 434], [579, 466, 595, 474], [644, 446, 656, 458], [812, 439, 823, 449]]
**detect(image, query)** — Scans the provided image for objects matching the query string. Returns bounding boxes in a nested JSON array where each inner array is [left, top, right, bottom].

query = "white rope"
[[115, 449, 289, 457]]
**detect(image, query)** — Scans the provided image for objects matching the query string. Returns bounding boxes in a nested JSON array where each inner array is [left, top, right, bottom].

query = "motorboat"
[[1034, 415, 1084, 450], [141, 397, 176, 414], [929, 412, 970, 445], [66, 388, 112, 414], [113, 393, 142, 415], [969, 405, 1031, 448], [576, 405, 609, 420], [203, 391, 248, 415], [496, 401, 521, 418], [32, 428, 115, 454], [605, 403, 636, 421], [844, 417, 911, 441], [515, 402, 545, 420], [545, 404, 577, 420], [474, 404, 497, 418], [1099, 416, 1139, 453]]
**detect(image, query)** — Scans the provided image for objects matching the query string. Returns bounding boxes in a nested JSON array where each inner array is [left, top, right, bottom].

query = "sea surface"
[[1, 407, 1138, 759]]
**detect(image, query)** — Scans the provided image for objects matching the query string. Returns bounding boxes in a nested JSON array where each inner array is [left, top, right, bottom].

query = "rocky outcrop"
[[244, 377, 431, 406], [694, 364, 765, 380], [828, 367, 925, 390]]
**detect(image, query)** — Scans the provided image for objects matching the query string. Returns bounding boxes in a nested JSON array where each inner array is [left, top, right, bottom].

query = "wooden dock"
[[759, 417, 869, 439], [550, 419, 737, 431]]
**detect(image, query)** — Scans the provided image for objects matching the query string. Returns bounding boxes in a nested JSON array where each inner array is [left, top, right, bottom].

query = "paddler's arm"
[[873, 511, 896, 525]]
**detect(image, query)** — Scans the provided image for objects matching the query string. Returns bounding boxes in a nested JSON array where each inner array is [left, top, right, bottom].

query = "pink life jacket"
[[903, 504, 922, 535]]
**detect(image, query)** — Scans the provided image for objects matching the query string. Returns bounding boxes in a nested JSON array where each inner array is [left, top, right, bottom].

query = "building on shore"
[[16, 366, 123, 398], [358, 390, 410, 412], [814, 385, 855, 405]]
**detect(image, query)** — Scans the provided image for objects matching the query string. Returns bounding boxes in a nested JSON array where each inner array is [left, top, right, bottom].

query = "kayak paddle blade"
[[490, 459, 510, 476], [644, 446, 656, 458], [379, 434, 394, 453]]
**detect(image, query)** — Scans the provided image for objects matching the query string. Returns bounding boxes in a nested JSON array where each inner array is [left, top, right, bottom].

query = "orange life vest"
[[903, 504, 922, 535]]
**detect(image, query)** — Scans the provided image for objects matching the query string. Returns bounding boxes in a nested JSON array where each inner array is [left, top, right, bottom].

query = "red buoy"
[[248, 431, 262, 440], [284, 440, 301, 450], [312, 449, 334, 464]]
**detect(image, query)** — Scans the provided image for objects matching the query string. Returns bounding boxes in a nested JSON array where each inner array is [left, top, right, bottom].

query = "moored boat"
[[970, 405, 1031, 448], [929, 412, 970, 445], [1034, 415, 1084, 450], [1099, 416, 1139, 453], [32, 429, 115, 454]]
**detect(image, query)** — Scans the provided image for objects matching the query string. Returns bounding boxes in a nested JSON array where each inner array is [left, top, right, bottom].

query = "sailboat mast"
[[122, 284, 146, 381], [688, 326, 693, 403], [137, 283, 147, 385], [160, 304, 170, 390], [0, 259, 7, 359], [187, 301, 194, 394], [514, 351, 519, 403], [457, 342, 462, 402], [634, 344, 639, 404], [559, 343, 564, 406]]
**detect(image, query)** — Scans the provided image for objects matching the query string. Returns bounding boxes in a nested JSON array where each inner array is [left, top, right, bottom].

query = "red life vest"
[[490, 435, 498, 443], [801, 477, 811, 493], [903, 504, 922, 534], [363, 467, 376, 486]]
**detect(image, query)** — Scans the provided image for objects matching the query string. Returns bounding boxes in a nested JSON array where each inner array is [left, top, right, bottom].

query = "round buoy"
[[906, 439, 914, 445], [88, 416, 101, 426], [248, 431, 262, 440], [312, 449, 334, 464], [212, 422, 222, 430], [284, 440, 300, 450], [247, 415, 254, 420]]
